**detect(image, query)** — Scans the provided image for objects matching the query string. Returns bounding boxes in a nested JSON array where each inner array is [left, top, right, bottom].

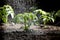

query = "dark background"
[[36, 0, 60, 12], [0, 0, 7, 7], [0, 0, 60, 12]]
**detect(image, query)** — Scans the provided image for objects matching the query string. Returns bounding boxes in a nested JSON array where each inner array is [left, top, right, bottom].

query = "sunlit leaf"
[[3, 5, 14, 18]]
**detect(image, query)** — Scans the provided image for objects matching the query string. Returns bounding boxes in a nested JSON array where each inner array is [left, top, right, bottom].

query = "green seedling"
[[33, 9, 55, 28], [12, 12, 38, 30], [0, 5, 14, 23]]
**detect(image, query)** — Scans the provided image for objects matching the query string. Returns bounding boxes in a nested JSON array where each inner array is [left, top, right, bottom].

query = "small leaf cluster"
[[33, 9, 55, 25], [12, 12, 38, 30], [0, 5, 14, 23]]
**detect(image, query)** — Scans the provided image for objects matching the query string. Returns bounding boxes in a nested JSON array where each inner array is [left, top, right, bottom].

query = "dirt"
[[0, 23, 60, 31]]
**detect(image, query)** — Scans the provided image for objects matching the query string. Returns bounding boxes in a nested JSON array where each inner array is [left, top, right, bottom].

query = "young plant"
[[41, 13, 54, 25], [33, 9, 55, 28], [23, 13, 38, 30], [0, 5, 14, 23], [23, 13, 29, 30], [12, 12, 38, 30]]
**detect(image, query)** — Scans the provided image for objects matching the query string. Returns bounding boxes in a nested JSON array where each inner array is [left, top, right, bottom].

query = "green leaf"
[[55, 10, 60, 17], [12, 14, 24, 23], [51, 18, 55, 22], [3, 5, 14, 18]]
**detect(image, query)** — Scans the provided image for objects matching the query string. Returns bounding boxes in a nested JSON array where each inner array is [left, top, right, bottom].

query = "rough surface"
[[0, 24, 60, 40], [0, 29, 60, 40]]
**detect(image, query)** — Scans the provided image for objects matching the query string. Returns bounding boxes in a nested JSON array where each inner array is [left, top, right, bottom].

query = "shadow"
[[0, 25, 4, 40], [36, 0, 60, 12], [0, 0, 7, 7]]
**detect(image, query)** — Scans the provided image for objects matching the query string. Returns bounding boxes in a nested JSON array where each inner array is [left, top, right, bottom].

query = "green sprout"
[[12, 12, 38, 30], [33, 9, 55, 28], [0, 5, 14, 23]]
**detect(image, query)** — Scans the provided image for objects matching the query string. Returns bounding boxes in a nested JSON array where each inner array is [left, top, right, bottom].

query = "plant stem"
[[24, 17, 28, 30]]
